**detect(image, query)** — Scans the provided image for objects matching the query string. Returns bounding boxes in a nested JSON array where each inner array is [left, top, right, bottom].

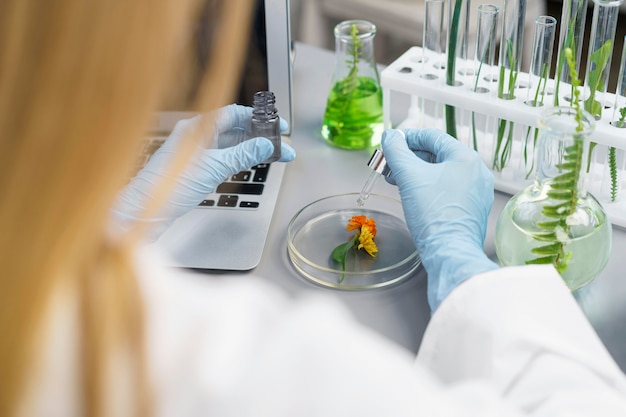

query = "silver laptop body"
[[149, 0, 292, 270]]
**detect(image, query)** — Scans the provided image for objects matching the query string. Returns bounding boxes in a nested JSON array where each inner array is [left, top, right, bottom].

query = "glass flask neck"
[[533, 106, 595, 196], [333, 20, 379, 80]]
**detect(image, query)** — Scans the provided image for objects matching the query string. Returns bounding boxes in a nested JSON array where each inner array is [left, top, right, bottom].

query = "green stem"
[[445, 0, 463, 139], [493, 40, 518, 171]]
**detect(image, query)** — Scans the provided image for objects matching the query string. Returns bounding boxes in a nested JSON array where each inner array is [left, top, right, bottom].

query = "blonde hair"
[[0, 0, 252, 416]]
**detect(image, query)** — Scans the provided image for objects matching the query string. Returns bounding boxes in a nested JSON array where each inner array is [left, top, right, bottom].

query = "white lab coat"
[[24, 246, 626, 416]]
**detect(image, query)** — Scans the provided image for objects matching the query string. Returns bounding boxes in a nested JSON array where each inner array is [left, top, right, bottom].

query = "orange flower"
[[357, 225, 378, 257], [347, 215, 377, 238], [346, 215, 377, 257]]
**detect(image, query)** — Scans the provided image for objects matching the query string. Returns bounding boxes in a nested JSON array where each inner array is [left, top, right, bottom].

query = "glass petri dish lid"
[[287, 193, 421, 290]]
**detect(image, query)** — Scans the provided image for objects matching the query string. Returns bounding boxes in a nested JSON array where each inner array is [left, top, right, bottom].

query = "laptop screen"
[[157, 0, 292, 134]]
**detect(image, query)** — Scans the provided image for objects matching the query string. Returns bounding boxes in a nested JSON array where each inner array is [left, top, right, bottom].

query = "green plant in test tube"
[[445, 0, 463, 138], [523, 15, 557, 178], [492, 0, 526, 172], [553, 0, 588, 106], [583, 0, 621, 191], [321, 20, 383, 150]]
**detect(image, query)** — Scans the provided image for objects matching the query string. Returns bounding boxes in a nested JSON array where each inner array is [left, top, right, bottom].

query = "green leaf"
[[542, 203, 569, 217], [556, 161, 578, 171], [555, 251, 573, 274], [550, 180, 575, 190], [584, 39, 613, 117], [553, 171, 575, 181], [547, 189, 573, 200], [331, 235, 358, 282], [536, 221, 563, 230], [531, 243, 562, 255], [526, 256, 557, 265]]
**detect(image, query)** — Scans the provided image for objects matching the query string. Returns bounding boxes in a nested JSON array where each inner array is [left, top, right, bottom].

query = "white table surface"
[[212, 43, 626, 371]]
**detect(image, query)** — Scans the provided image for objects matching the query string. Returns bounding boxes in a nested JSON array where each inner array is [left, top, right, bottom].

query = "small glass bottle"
[[321, 20, 383, 150], [251, 90, 281, 163], [495, 107, 612, 291]]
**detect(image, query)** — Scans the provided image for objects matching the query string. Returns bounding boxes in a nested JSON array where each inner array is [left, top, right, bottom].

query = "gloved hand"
[[111, 104, 296, 240], [381, 128, 499, 311]]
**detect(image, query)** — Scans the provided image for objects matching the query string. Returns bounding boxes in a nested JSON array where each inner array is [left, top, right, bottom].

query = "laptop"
[[146, 0, 293, 270]]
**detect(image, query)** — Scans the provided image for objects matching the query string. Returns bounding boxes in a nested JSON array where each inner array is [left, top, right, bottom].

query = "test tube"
[[604, 36, 626, 202], [525, 16, 557, 107], [612, 36, 626, 127], [498, 0, 527, 99], [473, 4, 499, 91], [422, 0, 445, 76], [583, 0, 622, 118], [553, 0, 588, 105], [447, 0, 473, 78], [470, 4, 499, 154], [418, 0, 446, 129]]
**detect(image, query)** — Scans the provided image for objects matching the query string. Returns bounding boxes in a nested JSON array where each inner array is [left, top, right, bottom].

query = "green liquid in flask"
[[321, 76, 383, 150]]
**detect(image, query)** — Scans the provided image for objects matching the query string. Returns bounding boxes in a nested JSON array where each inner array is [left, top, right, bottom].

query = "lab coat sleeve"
[[137, 248, 522, 417], [417, 265, 626, 416]]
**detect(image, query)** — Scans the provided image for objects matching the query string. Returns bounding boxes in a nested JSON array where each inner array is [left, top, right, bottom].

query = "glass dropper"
[[356, 147, 392, 207]]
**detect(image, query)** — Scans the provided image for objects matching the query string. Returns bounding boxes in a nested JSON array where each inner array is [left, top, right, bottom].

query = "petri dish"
[[287, 193, 421, 290]]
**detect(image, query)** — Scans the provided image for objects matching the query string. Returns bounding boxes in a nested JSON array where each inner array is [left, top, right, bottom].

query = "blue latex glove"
[[381, 128, 499, 311], [111, 104, 296, 240]]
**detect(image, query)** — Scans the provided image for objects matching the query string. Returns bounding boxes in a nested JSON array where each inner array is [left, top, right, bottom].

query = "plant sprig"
[[609, 107, 626, 202], [340, 23, 363, 97], [526, 48, 585, 274]]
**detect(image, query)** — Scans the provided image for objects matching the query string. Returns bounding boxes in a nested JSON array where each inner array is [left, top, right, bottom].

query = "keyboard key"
[[199, 199, 215, 207], [216, 183, 264, 195], [217, 195, 238, 207], [240, 201, 260, 208], [253, 164, 270, 182], [231, 171, 252, 182]]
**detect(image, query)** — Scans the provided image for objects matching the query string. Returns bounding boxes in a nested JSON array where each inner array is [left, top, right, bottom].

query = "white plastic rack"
[[381, 46, 626, 229]]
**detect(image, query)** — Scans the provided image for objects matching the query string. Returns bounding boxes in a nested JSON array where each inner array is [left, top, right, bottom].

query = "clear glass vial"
[[495, 107, 612, 291], [251, 90, 281, 163]]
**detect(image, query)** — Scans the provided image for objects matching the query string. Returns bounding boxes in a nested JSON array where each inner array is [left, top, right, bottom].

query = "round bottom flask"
[[495, 107, 612, 290]]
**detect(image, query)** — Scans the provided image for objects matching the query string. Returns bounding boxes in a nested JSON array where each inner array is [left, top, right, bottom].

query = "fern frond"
[[525, 48, 585, 274], [609, 146, 618, 202]]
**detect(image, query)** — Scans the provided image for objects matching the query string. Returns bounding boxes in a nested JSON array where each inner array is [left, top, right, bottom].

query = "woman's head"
[[0, 0, 252, 415]]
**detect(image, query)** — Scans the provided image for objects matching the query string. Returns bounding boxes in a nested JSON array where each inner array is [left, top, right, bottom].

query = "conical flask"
[[321, 20, 383, 150]]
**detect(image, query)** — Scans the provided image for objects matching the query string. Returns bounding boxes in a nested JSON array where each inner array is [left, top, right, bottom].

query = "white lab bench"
[[216, 43, 626, 371]]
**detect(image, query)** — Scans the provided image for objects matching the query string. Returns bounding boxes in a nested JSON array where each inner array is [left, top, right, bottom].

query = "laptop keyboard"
[[137, 135, 268, 210]]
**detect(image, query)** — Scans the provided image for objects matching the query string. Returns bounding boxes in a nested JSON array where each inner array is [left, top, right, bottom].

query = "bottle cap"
[[367, 148, 391, 177]]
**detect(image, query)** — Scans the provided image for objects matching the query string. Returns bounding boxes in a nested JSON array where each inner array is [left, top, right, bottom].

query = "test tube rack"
[[381, 46, 626, 229]]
